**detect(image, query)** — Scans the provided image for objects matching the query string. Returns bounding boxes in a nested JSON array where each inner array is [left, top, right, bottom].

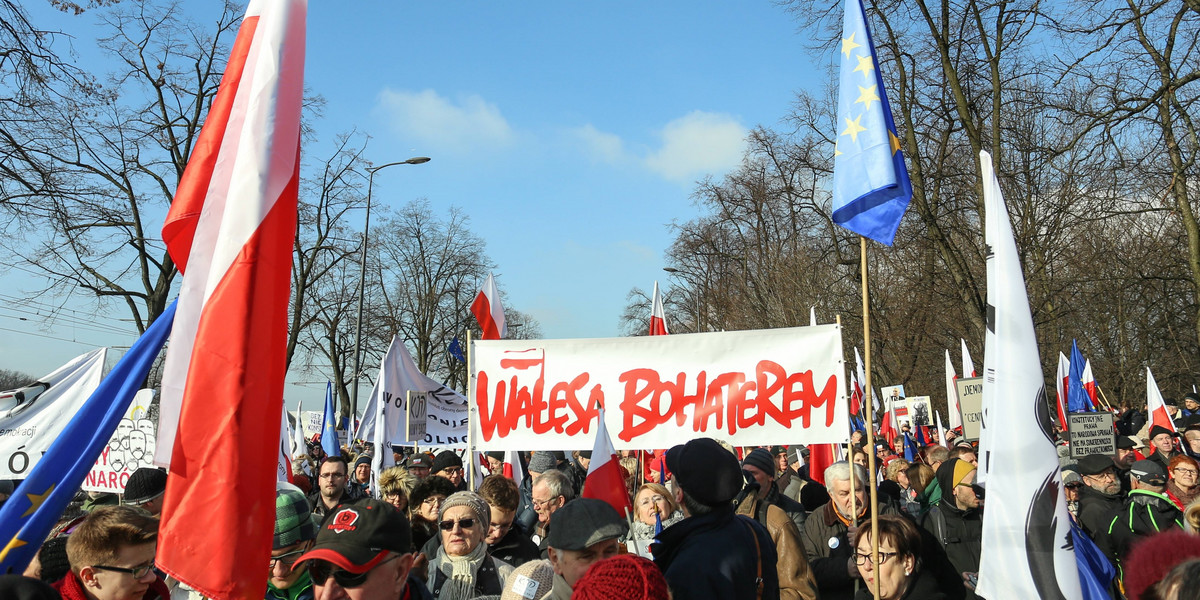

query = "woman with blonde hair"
[[624, 483, 684, 549], [378, 465, 418, 512]]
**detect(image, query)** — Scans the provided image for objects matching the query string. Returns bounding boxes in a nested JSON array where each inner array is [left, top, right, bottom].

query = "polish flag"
[[649, 281, 669, 336], [849, 347, 865, 417], [582, 409, 633, 517], [807, 443, 837, 486], [945, 350, 962, 430], [472, 273, 507, 340], [1082, 359, 1099, 409], [961, 338, 977, 377], [1055, 352, 1069, 431], [1147, 367, 1177, 433], [878, 398, 899, 449], [152, 1, 306, 598], [503, 450, 526, 489]]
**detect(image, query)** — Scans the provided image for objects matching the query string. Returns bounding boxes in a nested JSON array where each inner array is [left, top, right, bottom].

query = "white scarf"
[[435, 541, 487, 600]]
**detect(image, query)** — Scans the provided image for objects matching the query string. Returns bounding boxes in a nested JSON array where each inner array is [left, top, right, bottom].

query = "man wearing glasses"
[[529, 470, 574, 557], [1076, 453, 1125, 541], [268, 484, 319, 600], [309, 457, 365, 521], [296, 498, 431, 600], [53, 506, 167, 600], [430, 451, 466, 492]]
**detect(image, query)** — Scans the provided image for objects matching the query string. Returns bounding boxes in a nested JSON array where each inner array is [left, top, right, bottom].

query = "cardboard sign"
[[907, 396, 932, 428], [407, 391, 429, 440], [472, 325, 848, 450], [85, 389, 157, 493], [1068, 412, 1115, 459], [956, 377, 984, 441]]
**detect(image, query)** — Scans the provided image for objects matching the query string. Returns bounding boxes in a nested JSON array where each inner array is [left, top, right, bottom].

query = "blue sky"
[[2, 1, 828, 407]]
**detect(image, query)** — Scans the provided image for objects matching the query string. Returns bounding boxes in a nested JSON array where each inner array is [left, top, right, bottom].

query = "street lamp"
[[663, 266, 706, 333], [350, 156, 431, 424]]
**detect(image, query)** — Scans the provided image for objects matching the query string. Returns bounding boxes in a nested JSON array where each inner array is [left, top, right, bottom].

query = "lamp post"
[[350, 156, 431, 425]]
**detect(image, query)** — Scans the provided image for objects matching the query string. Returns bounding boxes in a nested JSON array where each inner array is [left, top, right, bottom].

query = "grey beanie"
[[528, 451, 557, 474], [439, 491, 491, 531]]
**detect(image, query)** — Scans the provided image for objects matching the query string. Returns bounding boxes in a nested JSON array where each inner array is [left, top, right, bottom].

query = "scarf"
[[434, 541, 487, 600]]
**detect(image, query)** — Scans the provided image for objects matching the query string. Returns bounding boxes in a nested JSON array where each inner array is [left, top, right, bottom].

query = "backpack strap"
[[738, 516, 765, 600]]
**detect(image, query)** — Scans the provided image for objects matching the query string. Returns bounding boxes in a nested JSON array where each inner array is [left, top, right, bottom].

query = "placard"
[[955, 377, 984, 441], [84, 389, 157, 493], [407, 391, 429, 440], [1068, 412, 1115, 459], [906, 396, 932, 428]]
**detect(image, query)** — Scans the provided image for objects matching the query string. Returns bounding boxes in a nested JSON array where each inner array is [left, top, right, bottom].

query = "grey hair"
[[533, 469, 576, 502], [824, 461, 869, 486]]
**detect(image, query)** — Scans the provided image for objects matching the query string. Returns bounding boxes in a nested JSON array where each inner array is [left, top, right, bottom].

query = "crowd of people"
[[9, 394, 1200, 600]]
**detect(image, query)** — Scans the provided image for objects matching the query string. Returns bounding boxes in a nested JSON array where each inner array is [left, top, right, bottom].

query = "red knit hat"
[[571, 554, 669, 600], [1123, 530, 1200, 600]]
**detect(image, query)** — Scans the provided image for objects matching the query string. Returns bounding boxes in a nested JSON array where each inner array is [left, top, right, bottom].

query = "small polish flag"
[[1147, 367, 1177, 433], [582, 409, 632, 517], [807, 443, 836, 486], [649, 281, 669, 336], [471, 273, 507, 340], [961, 338, 977, 377], [1082, 359, 1099, 408], [1055, 352, 1069, 431], [945, 350, 962, 430]]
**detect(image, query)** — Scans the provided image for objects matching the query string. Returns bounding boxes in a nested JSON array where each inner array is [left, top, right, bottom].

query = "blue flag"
[[0, 299, 176, 574], [832, 0, 913, 245], [321, 382, 341, 458], [902, 433, 915, 461], [449, 337, 466, 363], [1071, 522, 1116, 599], [1067, 340, 1092, 413], [654, 509, 664, 538]]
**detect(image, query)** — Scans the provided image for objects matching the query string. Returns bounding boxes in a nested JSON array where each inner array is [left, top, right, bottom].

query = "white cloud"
[[567, 124, 626, 164], [643, 111, 747, 183], [376, 88, 513, 152]]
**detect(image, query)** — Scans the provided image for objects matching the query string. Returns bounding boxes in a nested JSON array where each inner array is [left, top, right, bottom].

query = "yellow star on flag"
[[22, 484, 55, 518], [834, 141, 842, 157], [841, 33, 862, 59], [0, 536, 27, 564], [890, 130, 902, 153], [841, 114, 868, 144], [854, 54, 875, 78], [855, 85, 879, 110]]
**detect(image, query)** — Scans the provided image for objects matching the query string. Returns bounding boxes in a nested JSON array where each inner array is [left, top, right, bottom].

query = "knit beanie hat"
[[1124, 530, 1200, 600], [122, 468, 167, 505], [438, 491, 490, 531], [36, 537, 70, 584], [1150, 425, 1174, 440], [527, 451, 557, 474], [572, 554, 670, 600], [353, 455, 372, 470], [274, 483, 318, 549], [742, 448, 776, 476], [500, 559, 555, 600], [485, 451, 505, 462], [431, 450, 463, 474]]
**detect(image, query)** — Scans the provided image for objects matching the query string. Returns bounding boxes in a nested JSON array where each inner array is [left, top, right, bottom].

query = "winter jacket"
[[266, 570, 313, 600], [737, 494, 819, 600], [654, 505, 781, 600], [764, 482, 809, 532], [306, 484, 366, 523], [564, 458, 587, 497], [801, 501, 874, 600], [852, 568, 947, 600], [1077, 485, 1124, 541], [920, 502, 982, 592], [1103, 489, 1183, 565], [516, 472, 538, 535]]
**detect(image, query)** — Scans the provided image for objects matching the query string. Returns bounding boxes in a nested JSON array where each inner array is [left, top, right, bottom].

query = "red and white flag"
[[582, 408, 633, 517], [649, 281, 669, 336], [152, 1, 306, 598], [1082, 359, 1099, 409], [961, 338, 977, 377], [1055, 352, 1070, 431], [944, 349, 962, 430], [878, 398, 899, 449], [1147, 367, 1176, 433], [472, 273, 507, 340], [807, 443, 836, 486], [504, 450, 526, 488], [849, 347, 865, 417]]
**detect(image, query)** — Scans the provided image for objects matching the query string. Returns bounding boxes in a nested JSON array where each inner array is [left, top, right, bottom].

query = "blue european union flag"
[[449, 337, 466, 363], [1067, 340, 1092, 413], [0, 299, 176, 574], [1071, 521, 1116, 599], [832, 0, 913, 245], [321, 382, 341, 458]]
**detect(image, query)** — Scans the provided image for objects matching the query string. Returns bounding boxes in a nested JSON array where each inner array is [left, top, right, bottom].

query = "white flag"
[[292, 400, 307, 460], [945, 349, 962, 430], [961, 338, 977, 377], [936, 411, 948, 449], [975, 151, 1082, 600]]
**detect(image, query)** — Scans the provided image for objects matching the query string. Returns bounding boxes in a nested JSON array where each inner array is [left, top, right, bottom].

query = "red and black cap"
[[296, 498, 411, 573]]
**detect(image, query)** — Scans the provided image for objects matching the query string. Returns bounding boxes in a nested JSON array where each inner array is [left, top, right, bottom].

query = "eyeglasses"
[[489, 521, 513, 533], [439, 518, 476, 531], [1177, 468, 1199, 476], [440, 467, 463, 475], [854, 551, 900, 566], [269, 548, 307, 568], [532, 496, 561, 509], [421, 496, 444, 506], [93, 562, 156, 579], [319, 472, 346, 479], [310, 555, 400, 589]]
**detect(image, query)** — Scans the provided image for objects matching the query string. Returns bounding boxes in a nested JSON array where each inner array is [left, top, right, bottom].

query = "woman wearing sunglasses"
[[426, 491, 514, 600], [853, 515, 944, 600]]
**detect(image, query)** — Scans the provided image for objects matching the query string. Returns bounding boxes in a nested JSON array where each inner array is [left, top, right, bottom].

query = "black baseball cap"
[[1130, 460, 1168, 486], [296, 499, 412, 573]]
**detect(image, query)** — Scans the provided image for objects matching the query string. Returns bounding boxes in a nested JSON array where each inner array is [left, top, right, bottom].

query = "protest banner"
[[471, 325, 848, 450], [956, 376, 984, 440], [407, 391, 429, 441], [361, 335, 469, 450], [84, 389, 157, 493], [0, 348, 106, 478], [1068, 412, 1116, 459], [301, 410, 323, 439], [906, 396, 932, 428]]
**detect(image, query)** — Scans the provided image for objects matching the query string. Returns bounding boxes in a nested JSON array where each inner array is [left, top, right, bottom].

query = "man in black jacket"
[[1076, 454, 1124, 543], [655, 438, 780, 600], [920, 458, 982, 599], [1102, 460, 1183, 569]]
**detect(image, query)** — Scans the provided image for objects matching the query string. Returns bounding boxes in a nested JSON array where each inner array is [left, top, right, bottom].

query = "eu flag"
[[449, 337, 466, 363], [321, 382, 341, 458], [832, 0, 913, 245], [1067, 340, 1092, 413], [0, 299, 176, 573]]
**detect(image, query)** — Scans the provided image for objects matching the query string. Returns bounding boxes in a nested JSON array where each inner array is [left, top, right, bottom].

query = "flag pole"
[[859, 236, 881, 600], [467, 329, 476, 491]]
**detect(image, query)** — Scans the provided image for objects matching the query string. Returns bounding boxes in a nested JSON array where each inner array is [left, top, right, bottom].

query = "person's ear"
[[904, 555, 916, 575], [547, 548, 562, 574], [79, 566, 100, 589], [393, 553, 414, 582]]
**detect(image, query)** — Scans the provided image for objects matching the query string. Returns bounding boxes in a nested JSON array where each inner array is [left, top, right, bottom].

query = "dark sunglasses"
[[439, 518, 476, 531], [309, 555, 399, 588]]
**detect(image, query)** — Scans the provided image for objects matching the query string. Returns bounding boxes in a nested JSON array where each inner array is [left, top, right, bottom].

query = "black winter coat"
[[852, 568, 947, 600], [654, 506, 781, 600], [920, 501, 982, 600], [1103, 489, 1183, 565], [1077, 485, 1124, 541]]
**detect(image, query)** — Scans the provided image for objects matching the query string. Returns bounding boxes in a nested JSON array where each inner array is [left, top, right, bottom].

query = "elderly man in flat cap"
[[525, 497, 629, 600], [654, 437, 781, 600]]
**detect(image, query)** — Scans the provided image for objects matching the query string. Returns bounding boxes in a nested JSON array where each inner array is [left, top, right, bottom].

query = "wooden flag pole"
[[859, 236, 882, 600]]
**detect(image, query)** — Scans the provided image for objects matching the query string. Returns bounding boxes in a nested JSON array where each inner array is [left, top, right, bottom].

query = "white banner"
[[84, 389, 157, 493], [360, 335, 469, 449], [0, 348, 106, 478], [471, 325, 848, 450]]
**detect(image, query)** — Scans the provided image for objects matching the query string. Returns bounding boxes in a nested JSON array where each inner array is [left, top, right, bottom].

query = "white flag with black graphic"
[[975, 151, 1082, 600]]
